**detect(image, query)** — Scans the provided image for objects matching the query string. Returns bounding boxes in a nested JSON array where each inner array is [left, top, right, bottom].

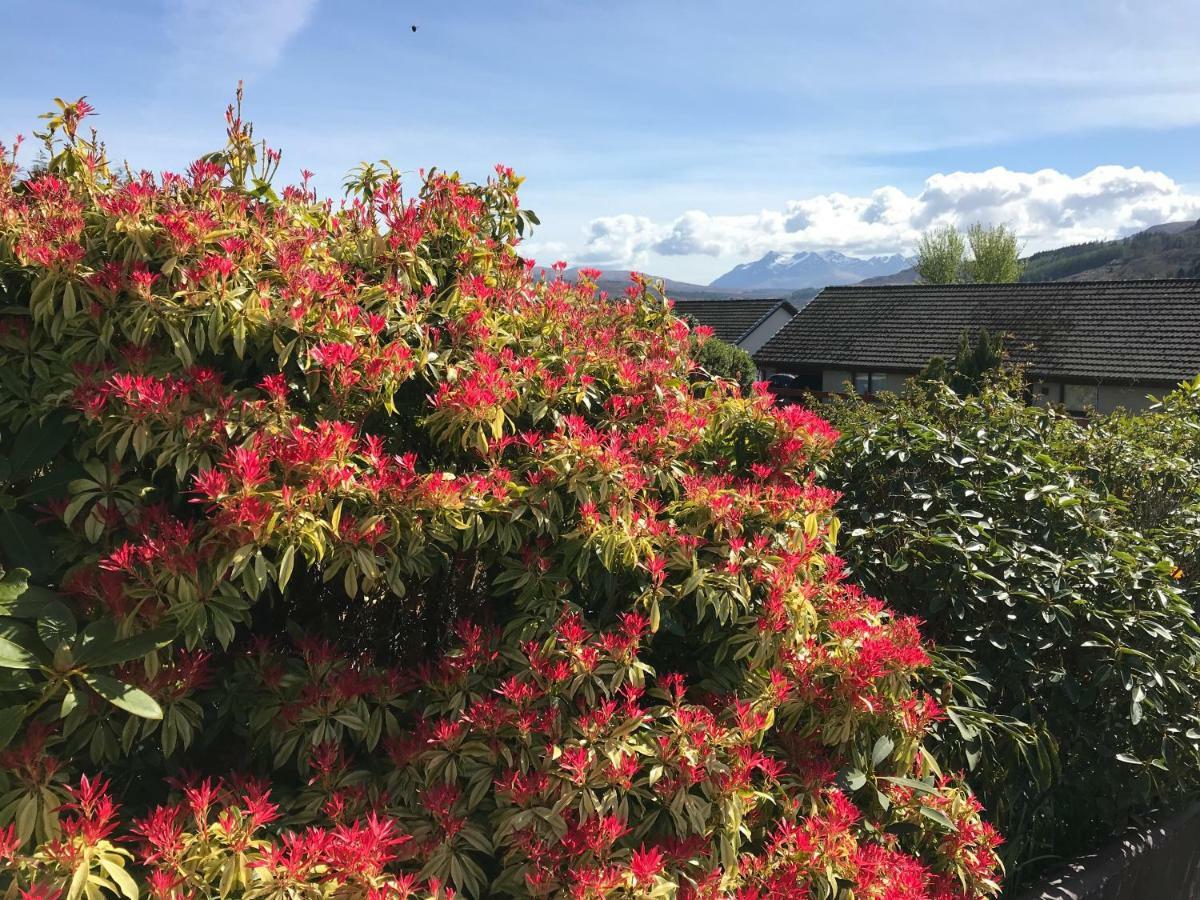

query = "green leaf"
[[37, 600, 77, 652], [879, 776, 938, 795], [0, 620, 43, 669], [82, 672, 163, 719], [919, 805, 956, 830], [14, 793, 38, 844], [67, 854, 89, 900], [0, 567, 30, 602], [871, 734, 895, 767], [839, 768, 867, 791], [1, 584, 70, 620], [8, 411, 75, 480], [0, 510, 53, 578], [70, 617, 117, 661], [98, 855, 139, 900], [0, 704, 25, 749], [277, 544, 296, 590], [60, 685, 81, 718], [76, 624, 175, 667], [21, 460, 86, 503]]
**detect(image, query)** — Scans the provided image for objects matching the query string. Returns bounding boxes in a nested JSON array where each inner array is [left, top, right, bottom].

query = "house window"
[[853, 372, 887, 395], [1063, 383, 1099, 412]]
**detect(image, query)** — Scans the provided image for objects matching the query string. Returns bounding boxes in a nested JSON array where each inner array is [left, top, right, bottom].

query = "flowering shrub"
[[0, 95, 1001, 898]]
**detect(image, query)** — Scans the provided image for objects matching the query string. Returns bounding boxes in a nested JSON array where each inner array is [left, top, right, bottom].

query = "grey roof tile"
[[672, 299, 794, 346], [754, 280, 1200, 384]]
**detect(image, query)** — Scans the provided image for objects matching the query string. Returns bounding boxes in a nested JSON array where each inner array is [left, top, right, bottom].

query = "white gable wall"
[[738, 307, 798, 355]]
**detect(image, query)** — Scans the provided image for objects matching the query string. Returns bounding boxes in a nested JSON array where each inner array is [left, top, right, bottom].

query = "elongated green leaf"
[[879, 776, 938, 795], [82, 672, 162, 719], [76, 625, 175, 667], [14, 793, 37, 844], [0, 620, 44, 669], [8, 411, 75, 480], [0, 704, 25, 749], [872, 734, 895, 767], [277, 544, 296, 589], [0, 366, 27, 406], [37, 600, 77, 651], [67, 853, 88, 900], [0, 567, 29, 602], [98, 856, 140, 900], [21, 460, 86, 502], [60, 685, 81, 718], [1, 584, 69, 620], [0, 510, 53, 578], [919, 805, 956, 830]]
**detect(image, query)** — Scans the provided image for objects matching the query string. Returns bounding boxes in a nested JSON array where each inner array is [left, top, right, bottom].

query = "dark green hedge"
[[822, 375, 1200, 888]]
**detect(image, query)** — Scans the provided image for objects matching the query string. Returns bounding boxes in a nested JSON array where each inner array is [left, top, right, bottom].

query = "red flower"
[[629, 844, 665, 883], [0, 823, 19, 861]]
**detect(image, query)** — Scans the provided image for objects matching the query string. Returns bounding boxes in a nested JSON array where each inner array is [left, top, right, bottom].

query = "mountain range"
[[709, 250, 915, 291], [538, 218, 1200, 301], [533, 267, 818, 303]]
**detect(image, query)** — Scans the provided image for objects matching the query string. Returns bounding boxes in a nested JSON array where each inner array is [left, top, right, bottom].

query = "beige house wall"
[[822, 369, 855, 393]]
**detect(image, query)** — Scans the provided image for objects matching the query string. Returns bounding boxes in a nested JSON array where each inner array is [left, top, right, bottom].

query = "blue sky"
[[3, 0, 1200, 283]]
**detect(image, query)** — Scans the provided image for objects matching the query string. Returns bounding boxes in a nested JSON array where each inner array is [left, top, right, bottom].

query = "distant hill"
[[1021, 220, 1200, 282], [710, 250, 915, 291], [857, 219, 1200, 286], [857, 266, 920, 286], [1141, 221, 1198, 237]]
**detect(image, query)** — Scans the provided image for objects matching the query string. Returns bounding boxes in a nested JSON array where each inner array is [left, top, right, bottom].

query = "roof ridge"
[[672, 297, 788, 303], [822, 278, 1200, 291]]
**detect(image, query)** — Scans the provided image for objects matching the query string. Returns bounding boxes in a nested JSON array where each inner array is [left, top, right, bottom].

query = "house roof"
[[672, 298, 796, 346], [754, 280, 1200, 385]]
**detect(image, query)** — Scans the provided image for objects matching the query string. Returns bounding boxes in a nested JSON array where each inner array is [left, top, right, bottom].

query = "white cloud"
[[165, 0, 319, 74], [516, 239, 569, 265], [577, 214, 662, 265], [578, 165, 1200, 267]]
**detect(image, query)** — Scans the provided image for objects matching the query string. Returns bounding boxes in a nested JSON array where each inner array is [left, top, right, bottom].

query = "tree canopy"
[[915, 224, 1022, 285]]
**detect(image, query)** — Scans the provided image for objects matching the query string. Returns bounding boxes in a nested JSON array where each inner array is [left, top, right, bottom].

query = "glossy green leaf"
[[82, 672, 163, 720], [76, 624, 175, 667], [871, 734, 895, 768], [8, 411, 75, 480], [0, 510, 53, 578], [919, 805, 956, 830], [0, 567, 29, 602], [0, 703, 25, 749], [0, 620, 44, 669]]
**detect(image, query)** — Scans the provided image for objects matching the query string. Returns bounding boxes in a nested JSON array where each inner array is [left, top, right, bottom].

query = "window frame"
[[851, 371, 888, 395]]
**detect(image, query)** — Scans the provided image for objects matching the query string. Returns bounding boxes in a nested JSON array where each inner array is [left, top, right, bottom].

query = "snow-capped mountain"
[[709, 250, 915, 291]]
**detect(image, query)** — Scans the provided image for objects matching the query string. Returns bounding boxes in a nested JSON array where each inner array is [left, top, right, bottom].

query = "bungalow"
[[753, 280, 1200, 414], [672, 298, 800, 355]]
